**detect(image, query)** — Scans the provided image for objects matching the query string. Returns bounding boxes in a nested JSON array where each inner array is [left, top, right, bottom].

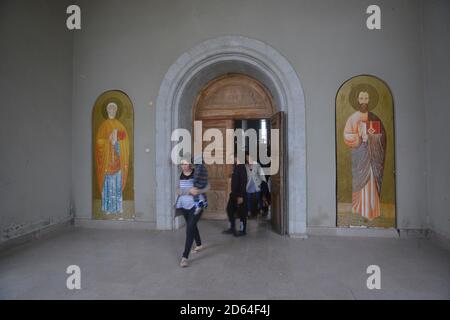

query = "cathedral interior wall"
[[1, 0, 449, 245], [0, 0, 74, 244], [71, 0, 429, 230], [422, 0, 450, 242]]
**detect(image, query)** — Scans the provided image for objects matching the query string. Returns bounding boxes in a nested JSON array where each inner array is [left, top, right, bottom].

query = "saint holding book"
[[343, 85, 386, 220]]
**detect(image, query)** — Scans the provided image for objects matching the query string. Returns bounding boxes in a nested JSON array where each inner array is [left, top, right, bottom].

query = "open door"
[[270, 111, 287, 235], [198, 119, 234, 220]]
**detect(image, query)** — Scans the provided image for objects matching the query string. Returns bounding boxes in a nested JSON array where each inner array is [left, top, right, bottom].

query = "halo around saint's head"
[[101, 98, 123, 119]]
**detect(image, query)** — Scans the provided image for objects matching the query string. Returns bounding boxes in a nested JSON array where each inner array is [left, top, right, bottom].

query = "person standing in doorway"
[[245, 153, 266, 219], [223, 153, 247, 236]]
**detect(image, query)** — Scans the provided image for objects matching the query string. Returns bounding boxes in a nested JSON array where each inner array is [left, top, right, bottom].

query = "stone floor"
[[0, 218, 449, 299]]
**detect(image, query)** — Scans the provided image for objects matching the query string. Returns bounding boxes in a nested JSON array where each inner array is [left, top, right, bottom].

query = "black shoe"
[[234, 231, 246, 237], [222, 229, 234, 235]]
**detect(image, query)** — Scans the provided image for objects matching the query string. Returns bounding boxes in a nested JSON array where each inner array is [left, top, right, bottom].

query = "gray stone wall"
[[423, 0, 450, 239], [0, 0, 74, 242]]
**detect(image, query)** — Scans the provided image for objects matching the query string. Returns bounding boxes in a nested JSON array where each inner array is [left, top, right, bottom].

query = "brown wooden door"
[[199, 119, 234, 220], [192, 74, 277, 221], [270, 111, 287, 234]]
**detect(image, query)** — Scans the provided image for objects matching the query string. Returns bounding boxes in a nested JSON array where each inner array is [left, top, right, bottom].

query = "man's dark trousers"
[[226, 193, 247, 233]]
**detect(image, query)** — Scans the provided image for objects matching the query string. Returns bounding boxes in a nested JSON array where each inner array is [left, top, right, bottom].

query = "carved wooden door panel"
[[200, 119, 234, 220], [270, 111, 287, 234]]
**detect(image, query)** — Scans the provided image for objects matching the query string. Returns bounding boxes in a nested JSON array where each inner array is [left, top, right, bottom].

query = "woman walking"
[[175, 157, 209, 268]]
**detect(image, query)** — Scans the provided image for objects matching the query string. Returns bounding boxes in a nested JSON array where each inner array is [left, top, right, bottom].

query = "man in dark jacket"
[[223, 153, 248, 236]]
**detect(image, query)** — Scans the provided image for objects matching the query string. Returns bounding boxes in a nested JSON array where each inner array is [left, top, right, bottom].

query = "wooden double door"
[[198, 119, 234, 220], [193, 74, 287, 234]]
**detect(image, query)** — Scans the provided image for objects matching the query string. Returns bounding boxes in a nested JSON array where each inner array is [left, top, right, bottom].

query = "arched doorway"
[[155, 36, 307, 236]]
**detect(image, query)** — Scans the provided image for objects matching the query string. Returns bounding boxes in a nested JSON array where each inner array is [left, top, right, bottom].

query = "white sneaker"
[[180, 257, 189, 268], [191, 245, 204, 253]]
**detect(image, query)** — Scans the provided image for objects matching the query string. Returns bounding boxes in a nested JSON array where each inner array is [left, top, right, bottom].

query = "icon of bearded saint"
[[343, 84, 386, 220], [95, 102, 129, 214]]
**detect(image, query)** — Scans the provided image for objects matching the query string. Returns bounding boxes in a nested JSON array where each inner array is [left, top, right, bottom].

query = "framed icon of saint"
[[336, 75, 396, 228], [92, 90, 134, 220]]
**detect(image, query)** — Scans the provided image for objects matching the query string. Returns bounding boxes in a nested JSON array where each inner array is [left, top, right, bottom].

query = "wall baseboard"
[[306, 226, 400, 237], [306, 227, 450, 249], [2, 218, 447, 252], [74, 218, 156, 230], [0, 216, 73, 253]]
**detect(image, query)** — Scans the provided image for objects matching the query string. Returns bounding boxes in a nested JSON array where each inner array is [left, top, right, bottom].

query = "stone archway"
[[155, 36, 306, 236]]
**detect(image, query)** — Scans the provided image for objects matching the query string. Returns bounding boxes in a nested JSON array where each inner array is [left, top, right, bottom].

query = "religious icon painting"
[[92, 90, 134, 220], [336, 75, 396, 228]]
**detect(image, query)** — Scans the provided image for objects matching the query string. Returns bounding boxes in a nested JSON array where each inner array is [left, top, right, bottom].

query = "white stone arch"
[[155, 36, 306, 236]]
